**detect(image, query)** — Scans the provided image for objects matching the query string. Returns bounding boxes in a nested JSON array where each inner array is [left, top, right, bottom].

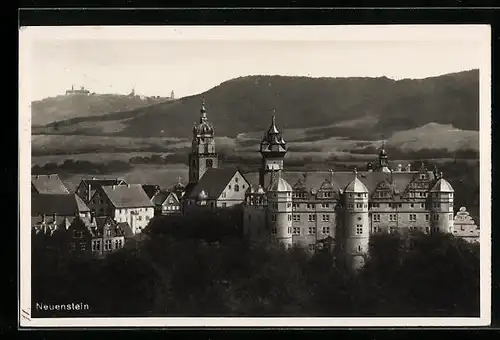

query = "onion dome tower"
[[266, 170, 293, 248], [430, 173, 454, 234], [259, 114, 287, 187], [342, 168, 370, 270], [188, 99, 218, 183], [376, 142, 391, 173]]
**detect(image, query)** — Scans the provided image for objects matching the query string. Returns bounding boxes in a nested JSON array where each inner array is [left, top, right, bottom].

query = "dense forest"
[[32, 211, 480, 318]]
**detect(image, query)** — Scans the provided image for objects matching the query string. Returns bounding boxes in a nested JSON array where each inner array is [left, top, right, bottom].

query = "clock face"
[[357, 217, 362, 221]]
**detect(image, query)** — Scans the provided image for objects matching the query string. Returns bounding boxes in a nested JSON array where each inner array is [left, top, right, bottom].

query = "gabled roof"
[[101, 184, 154, 208], [32, 193, 90, 216], [142, 184, 160, 199], [31, 174, 69, 194], [186, 168, 246, 200], [244, 170, 437, 195], [152, 191, 179, 206]]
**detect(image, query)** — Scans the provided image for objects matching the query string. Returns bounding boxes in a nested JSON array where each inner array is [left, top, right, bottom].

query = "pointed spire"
[[353, 167, 358, 178], [200, 98, 207, 123], [268, 112, 280, 134]]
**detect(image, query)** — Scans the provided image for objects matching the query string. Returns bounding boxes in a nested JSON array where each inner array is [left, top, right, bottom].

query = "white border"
[[19, 25, 491, 328]]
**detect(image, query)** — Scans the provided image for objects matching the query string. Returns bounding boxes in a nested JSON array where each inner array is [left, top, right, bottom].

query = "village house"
[[182, 168, 250, 214], [31, 193, 91, 234], [151, 191, 181, 216], [63, 215, 133, 257], [88, 184, 155, 234], [31, 174, 69, 194], [75, 177, 127, 204]]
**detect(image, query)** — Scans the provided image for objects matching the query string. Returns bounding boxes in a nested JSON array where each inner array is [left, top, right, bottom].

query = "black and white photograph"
[[19, 25, 491, 327]]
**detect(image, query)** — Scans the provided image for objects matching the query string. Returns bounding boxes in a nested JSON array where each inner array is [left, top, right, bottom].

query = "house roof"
[[117, 222, 134, 237], [152, 191, 179, 206], [244, 170, 438, 195], [101, 184, 154, 208], [31, 174, 69, 194], [142, 184, 160, 199], [186, 168, 245, 200], [32, 193, 90, 216]]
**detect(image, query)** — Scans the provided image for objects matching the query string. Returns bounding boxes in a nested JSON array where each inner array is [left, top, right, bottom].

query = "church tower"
[[342, 169, 370, 270], [259, 115, 287, 187], [188, 99, 218, 184]]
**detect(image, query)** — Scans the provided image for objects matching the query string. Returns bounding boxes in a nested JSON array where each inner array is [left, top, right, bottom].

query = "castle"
[[182, 100, 458, 270], [65, 85, 90, 96]]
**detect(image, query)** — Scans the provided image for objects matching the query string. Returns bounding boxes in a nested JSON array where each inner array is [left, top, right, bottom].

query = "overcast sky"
[[23, 26, 489, 101]]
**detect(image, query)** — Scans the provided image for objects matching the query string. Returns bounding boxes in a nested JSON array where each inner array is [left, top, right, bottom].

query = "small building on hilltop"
[[65, 85, 90, 96], [88, 184, 154, 234], [452, 206, 480, 244], [31, 174, 69, 194]]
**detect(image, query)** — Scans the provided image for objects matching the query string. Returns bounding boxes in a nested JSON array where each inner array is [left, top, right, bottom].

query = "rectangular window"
[[293, 227, 300, 235], [389, 214, 397, 222], [80, 242, 86, 251], [288, 214, 292, 221], [293, 214, 300, 222], [92, 240, 101, 251], [421, 203, 425, 208], [409, 214, 417, 222], [398, 203, 402, 208], [356, 225, 363, 235], [292, 203, 299, 209], [449, 214, 453, 221], [372, 214, 380, 222], [410, 203, 414, 208], [308, 214, 316, 222], [321, 203, 329, 208], [288, 227, 292, 234], [425, 214, 429, 221], [322, 214, 330, 222], [104, 240, 112, 251], [271, 228, 277, 235], [73, 230, 83, 238], [271, 214, 276, 222], [348, 204, 353, 209], [322, 227, 330, 234], [307, 203, 314, 209], [356, 203, 362, 208], [308, 227, 316, 235]]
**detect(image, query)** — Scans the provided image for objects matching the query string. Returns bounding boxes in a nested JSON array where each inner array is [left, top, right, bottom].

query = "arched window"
[[234, 184, 240, 192]]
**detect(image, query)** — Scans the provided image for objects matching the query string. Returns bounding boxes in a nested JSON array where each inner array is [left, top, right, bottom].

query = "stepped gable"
[[31, 174, 69, 194]]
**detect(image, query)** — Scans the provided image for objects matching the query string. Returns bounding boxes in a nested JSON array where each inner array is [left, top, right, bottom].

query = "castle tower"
[[266, 170, 293, 248], [171, 90, 175, 99], [342, 168, 370, 270], [259, 115, 287, 187], [430, 172, 454, 234], [188, 99, 218, 183], [376, 142, 391, 173]]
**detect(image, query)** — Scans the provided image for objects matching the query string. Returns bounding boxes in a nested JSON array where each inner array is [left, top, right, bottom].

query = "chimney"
[[406, 164, 411, 172], [397, 164, 402, 172]]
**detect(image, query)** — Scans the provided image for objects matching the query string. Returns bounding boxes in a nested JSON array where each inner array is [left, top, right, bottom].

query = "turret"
[[259, 115, 287, 187], [188, 99, 218, 183], [430, 173, 454, 234], [266, 170, 293, 248], [342, 168, 370, 270], [376, 142, 391, 172]]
